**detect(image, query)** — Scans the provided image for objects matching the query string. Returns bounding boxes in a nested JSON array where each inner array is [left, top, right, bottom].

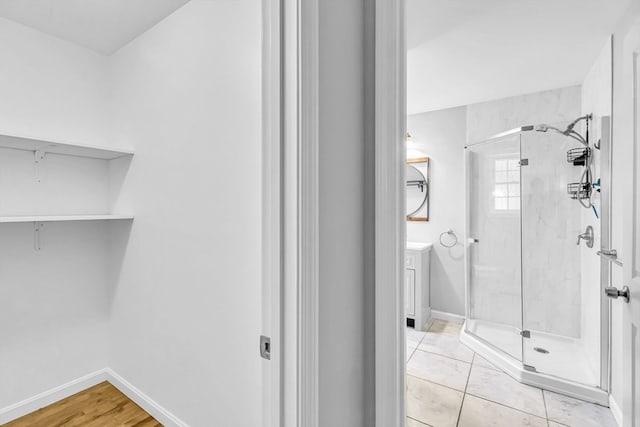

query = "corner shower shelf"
[[0, 215, 135, 223], [0, 133, 134, 159]]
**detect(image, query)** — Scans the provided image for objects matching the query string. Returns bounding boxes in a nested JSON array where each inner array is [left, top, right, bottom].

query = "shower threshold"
[[460, 323, 609, 406]]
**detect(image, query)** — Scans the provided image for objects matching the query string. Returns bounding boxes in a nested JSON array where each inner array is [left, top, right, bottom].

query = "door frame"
[[263, 0, 321, 424], [279, 0, 320, 426], [374, 0, 407, 426], [280, 0, 406, 425]]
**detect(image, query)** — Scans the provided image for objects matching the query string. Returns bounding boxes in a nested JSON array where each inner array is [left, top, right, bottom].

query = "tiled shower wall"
[[520, 130, 583, 338], [580, 38, 612, 387]]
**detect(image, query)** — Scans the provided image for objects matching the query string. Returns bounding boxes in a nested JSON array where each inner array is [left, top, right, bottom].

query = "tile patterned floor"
[[406, 320, 619, 427]]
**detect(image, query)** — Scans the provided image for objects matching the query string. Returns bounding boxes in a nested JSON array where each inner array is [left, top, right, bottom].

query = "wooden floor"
[[2, 382, 162, 427]]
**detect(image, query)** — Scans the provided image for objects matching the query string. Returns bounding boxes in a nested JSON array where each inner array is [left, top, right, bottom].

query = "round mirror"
[[406, 165, 428, 217]]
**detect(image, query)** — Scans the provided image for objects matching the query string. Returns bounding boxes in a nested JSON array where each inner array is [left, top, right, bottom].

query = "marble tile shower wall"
[[466, 86, 582, 143], [580, 38, 611, 380], [521, 130, 582, 337]]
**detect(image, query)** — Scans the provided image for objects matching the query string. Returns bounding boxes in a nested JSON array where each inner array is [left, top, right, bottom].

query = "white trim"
[[429, 310, 465, 324], [374, 0, 406, 426], [262, 0, 283, 426], [105, 369, 189, 427], [609, 394, 623, 427], [282, 0, 320, 425], [282, 0, 299, 425], [460, 328, 610, 406], [0, 369, 109, 424], [0, 369, 191, 427]]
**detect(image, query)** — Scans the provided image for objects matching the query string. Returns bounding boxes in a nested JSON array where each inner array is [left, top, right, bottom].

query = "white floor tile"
[[543, 391, 618, 427], [466, 365, 546, 418], [458, 394, 547, 427], [407, 327, 427, 348], [407, 344, 417, 362], [407, 349, 471, 391], [417, 331, 474, 363], [472, 353, 500, 371], [406, 321, 613, 427], [407, 375, 463, 427], [406, 416, 431, 427], [427, 319, 462, 336]]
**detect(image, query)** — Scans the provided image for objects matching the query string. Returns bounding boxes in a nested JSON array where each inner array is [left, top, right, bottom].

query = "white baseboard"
[[0, 369, 109, 425], [105, 368, 190, 427], [0, 368, 190, 427], [429, 309, 465, 324], [609, 394, 622, 427]]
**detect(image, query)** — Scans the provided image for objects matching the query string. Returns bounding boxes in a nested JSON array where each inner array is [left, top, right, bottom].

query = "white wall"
[[0, 17, 113, 409], [406, 107, 467, 316], [0, 17, 109, 144], [107, 1, 262, 426]]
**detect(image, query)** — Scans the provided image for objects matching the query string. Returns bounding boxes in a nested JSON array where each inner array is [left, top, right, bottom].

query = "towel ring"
[[439, 229, 457, 248]]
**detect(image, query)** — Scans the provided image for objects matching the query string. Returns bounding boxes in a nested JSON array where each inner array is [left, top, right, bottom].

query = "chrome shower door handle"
[[597, 249, 623, 266]]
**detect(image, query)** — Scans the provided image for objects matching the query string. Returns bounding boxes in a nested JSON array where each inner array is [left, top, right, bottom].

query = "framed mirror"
[[406, 157, 429, 221]]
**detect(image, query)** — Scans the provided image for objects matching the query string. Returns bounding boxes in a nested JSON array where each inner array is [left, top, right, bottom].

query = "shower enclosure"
[[461, 121, 609, 404]]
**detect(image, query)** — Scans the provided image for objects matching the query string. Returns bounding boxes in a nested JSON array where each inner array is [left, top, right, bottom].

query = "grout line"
[[463, 356, 473, 394], [467, 394, 549, 422], [407, 345, 418, 362], [410, 348, 472, 366], [406, 374, 466, 395], [455, 352, 474, 427], [413, 347, 473, 365], [464, 388, 548, 420], [465, 363, 550, 419], [455, 393, 466, 427], [541, 390, 553, 427], [406, 415, 434, 427]]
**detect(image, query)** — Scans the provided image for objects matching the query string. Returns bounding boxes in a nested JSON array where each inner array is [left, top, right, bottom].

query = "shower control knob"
[[605, 286, 630, 303]]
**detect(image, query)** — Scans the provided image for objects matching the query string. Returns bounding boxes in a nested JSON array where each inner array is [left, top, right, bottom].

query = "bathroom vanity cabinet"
[[405, 242, 432, 331]]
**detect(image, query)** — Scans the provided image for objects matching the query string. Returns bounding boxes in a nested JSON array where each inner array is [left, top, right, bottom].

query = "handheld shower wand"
[[535, 114, 592, 146]]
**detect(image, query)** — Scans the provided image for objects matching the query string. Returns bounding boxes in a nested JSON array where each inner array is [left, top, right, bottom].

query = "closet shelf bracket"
[[34, 150, 45, 183], [33, 221, 43, 252]]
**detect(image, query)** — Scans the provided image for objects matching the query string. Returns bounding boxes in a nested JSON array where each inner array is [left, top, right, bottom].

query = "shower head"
[[533, 114, 592, 146], [535, 124, 565, 134]]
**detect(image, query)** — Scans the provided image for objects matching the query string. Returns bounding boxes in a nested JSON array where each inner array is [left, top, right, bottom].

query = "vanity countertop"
[[406, 242, 433, 251]]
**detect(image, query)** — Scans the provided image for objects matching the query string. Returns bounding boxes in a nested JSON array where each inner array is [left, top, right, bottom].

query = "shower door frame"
[[461, 126, 612, 405]]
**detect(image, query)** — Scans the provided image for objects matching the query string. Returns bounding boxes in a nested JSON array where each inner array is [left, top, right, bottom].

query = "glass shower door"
[[466, 133, 523, 361]]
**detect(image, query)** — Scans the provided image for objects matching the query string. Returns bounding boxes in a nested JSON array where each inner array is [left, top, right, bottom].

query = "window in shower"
[[493, 157, 520, 211]]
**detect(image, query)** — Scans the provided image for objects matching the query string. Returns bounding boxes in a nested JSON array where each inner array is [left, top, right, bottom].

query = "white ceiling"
[[407, 0, 631, 114], [0, 0, 190, 55]]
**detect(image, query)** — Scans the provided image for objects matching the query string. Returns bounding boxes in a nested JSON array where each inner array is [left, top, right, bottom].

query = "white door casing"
[[374, 0, 406, 426], [621, 17, 640, 427]]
